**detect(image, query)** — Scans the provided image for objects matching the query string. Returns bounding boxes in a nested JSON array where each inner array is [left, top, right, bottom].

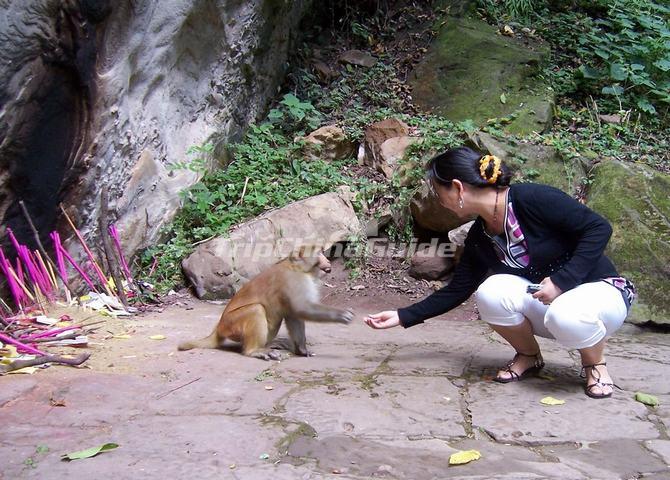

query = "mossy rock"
[[587, 160, 670, 326], [467, 131, 585, 193], [409, 16, 554, 135]]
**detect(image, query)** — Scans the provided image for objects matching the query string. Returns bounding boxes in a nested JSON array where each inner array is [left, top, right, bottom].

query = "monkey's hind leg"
[[230, 304, 281, 361]]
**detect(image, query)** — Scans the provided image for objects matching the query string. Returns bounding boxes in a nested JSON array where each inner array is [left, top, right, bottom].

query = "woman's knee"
[[476, 275, 526, 326], [543, 299, 606, 349]]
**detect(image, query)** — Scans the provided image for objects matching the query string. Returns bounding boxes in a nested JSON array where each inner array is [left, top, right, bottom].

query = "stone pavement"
[[1, 292, 669, 479]]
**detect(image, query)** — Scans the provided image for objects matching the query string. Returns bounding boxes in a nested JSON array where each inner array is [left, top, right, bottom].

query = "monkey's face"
[[290, 247, 332, 275]]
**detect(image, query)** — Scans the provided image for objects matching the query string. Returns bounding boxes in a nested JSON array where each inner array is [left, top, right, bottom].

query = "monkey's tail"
[[178, 331, 220, 351]]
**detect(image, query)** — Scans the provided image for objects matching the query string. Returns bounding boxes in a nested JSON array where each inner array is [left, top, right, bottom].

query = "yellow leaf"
[[540, 396, 565, 406], [0, 345, 19, 358], [449, 450, 481, 465], [8, 366, 39, 375], [149, 335, 166, 340]]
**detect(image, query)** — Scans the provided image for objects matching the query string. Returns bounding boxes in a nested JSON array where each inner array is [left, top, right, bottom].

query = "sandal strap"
[[512, 351, 544, 369], [581, 363, 622, 391], [498, 351, 545, 380], [580, 362, 607, 379], [500, 366, 520, 381], [586, 380, 622, 392]]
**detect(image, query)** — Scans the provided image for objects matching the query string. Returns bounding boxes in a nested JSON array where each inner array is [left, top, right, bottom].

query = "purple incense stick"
[[58, 244, 97, 292], [50, 232, 69, 285], [0, 332, 48, 356], [109, 224, 133, 283], [0, 247, 24, 307]]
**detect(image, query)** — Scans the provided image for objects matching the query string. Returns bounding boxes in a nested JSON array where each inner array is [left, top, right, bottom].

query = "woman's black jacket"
[[398, 183, 618, 328]]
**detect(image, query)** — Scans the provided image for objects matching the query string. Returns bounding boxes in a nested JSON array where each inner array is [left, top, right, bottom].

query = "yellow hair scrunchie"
[[479, 155, 502, 184]]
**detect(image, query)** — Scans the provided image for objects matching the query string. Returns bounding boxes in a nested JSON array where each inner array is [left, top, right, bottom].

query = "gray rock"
[[338, 50, 377, 68], [182, 191, 361, 299], [282, 375, 465, 440]]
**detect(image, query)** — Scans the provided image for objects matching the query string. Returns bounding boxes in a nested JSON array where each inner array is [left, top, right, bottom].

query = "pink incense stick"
[[33, 250, 55, 295], [59, 208, 111, 293], [15, 257, 24, 284], [109, 224, 133, 283], [50, 232, 69, 284], [6, 228, 45, 296], [0, 332, 48, 356], [58, 244, 97, 292], [0, 247, 24, 307], [21, 324, 80, 341], [24, 248, 50, 296]]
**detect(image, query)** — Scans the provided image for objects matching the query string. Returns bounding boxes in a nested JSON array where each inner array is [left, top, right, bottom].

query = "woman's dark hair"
[[426, 147, 512, 188]]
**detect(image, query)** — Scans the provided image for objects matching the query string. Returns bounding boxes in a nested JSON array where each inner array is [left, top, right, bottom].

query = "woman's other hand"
[[533, 277, 563, 305], [364, 311, 401, 329]]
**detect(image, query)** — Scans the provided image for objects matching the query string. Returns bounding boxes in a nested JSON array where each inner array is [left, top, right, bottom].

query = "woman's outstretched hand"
[[364, 310, 401, 329]]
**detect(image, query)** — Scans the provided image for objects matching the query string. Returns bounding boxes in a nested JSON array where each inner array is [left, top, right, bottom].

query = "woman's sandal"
[[580, 362, 621, 399], [493, 351, 545, 383]]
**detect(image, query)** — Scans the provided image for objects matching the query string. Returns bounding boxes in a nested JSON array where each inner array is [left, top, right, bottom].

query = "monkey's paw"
[[250, 349, 285, 361], [337, 310, 354, 324], [267, 349, 284, 361], [295, 345, 314, 357]]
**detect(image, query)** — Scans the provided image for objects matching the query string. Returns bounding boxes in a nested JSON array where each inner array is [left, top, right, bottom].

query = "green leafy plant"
[[267, 93, 324, 133], [575, 1, 670, 115], [477, 0, 540, 21], [140, 124, 356, 290], [168, 143, 214, 172]]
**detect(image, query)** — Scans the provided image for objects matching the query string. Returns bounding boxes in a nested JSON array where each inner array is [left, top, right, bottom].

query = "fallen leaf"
[[502, 25, 514, 36], [449, 450, 481, 465], [8, 367, 38, 375], [50, 397, 66, 407], [149, 335, 166, 340], [635, 392, 659, 407], [540, 396, 565, 406], [61, 443, 119, 461], [0, 345, 19, 358], [113, 334, 131, 339], [500, 92, 507, 104]]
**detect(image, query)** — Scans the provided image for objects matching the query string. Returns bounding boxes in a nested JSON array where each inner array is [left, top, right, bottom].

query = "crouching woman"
[[364, 147, 635, 399]]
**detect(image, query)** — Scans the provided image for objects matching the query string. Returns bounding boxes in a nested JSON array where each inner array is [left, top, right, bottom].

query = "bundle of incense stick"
[[0, 209, 134, 316]]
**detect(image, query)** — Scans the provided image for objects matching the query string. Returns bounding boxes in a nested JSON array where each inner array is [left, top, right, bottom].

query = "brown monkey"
[[178, 246, 353, 360]]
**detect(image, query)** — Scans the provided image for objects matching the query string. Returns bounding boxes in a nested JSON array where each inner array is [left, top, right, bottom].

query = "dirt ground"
[[1, 259, 669, 479]]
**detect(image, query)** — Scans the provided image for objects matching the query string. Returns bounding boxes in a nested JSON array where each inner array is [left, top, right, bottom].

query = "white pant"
[[475, 274, 627, 350]]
